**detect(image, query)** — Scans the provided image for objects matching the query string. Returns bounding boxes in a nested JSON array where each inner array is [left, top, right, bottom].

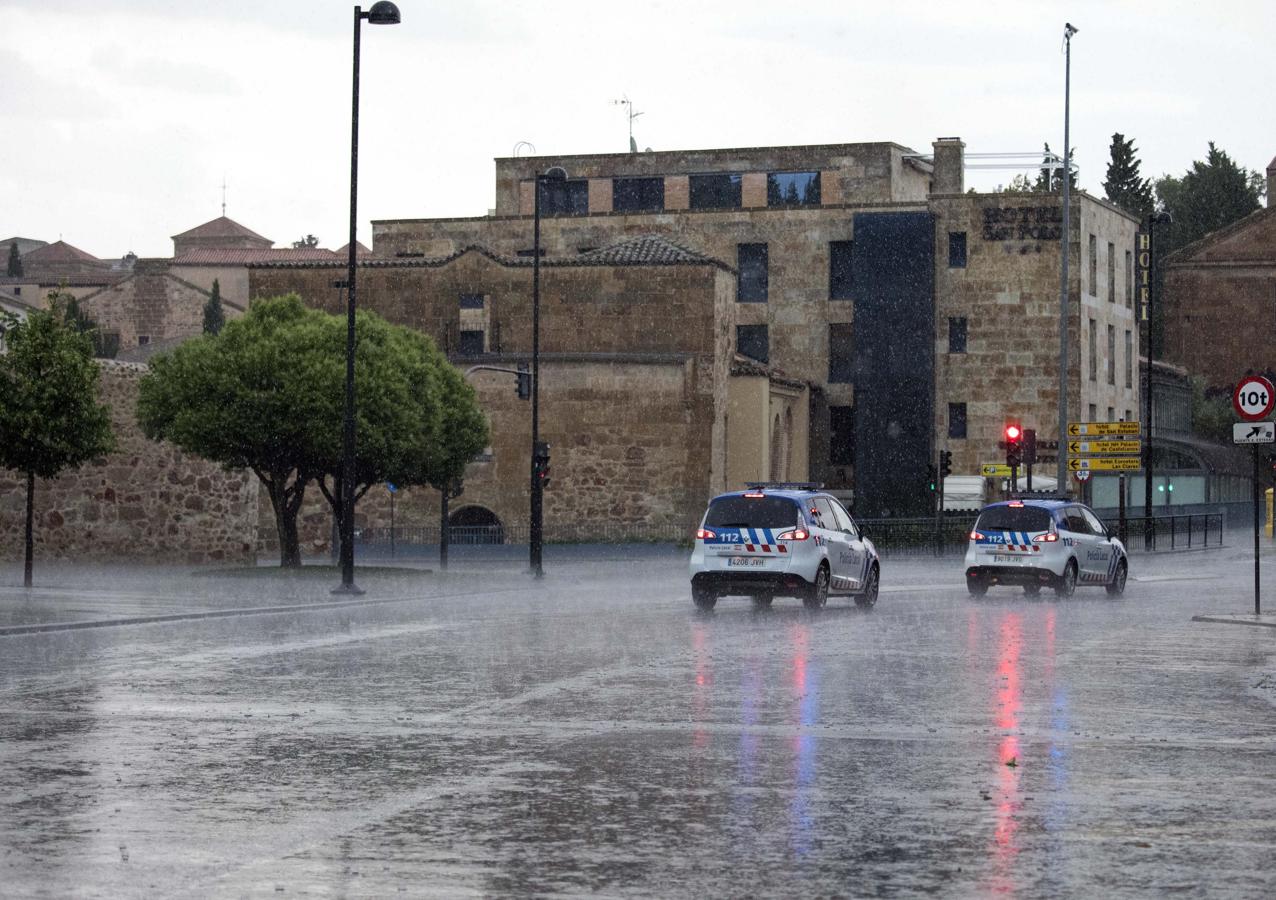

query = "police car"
[[689, 483, 880, 610], [964, 498, 1128, 597]]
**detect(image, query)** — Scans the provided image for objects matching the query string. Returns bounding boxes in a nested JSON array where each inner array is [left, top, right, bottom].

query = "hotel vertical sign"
[[1136, 230, 1151, 320]]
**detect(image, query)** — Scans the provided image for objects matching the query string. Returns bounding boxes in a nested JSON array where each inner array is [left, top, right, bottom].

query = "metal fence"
[[345, 510, 1226, 557]]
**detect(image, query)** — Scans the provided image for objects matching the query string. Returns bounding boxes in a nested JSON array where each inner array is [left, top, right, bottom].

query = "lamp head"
[[365, 2, 401, 24], [1064, 22, 1078, 37], [541, 166, 568, 183]]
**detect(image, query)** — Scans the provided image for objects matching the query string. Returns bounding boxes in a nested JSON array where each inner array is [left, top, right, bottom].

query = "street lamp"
[[530, 166, 567, 578], [1143, 210, 1172, 550], [335, 1, 400, 595], [1056, 21, 1078, 491]]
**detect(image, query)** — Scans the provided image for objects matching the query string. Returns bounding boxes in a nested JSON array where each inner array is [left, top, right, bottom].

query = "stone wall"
[[77, 260, 219, 352], [0, 361, 259, 564]]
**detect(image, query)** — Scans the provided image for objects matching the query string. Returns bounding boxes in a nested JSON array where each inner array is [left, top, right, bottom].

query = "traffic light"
[[516, 363, 531, 400], [533, 441, 551, 489], [939, 449, 953, 480], [926, 464, 937, 492], [1022, 429, 1037, 466], [1005, 423, 1023, 468]]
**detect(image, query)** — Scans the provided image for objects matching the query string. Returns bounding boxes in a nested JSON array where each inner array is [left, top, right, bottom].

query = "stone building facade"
[[1162, 181, 1276, 391], [372, 138, 1140, 515], [249, 236, 811, 541], [0, 362, 259, 565]]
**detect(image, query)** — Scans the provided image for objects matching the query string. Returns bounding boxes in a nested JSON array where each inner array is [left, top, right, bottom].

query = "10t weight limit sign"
[[1233, 375, 1276, 421]]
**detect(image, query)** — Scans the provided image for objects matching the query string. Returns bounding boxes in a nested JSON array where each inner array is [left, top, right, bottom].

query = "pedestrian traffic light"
[[533, 441, 551, 489], [1005, 423, 1023, 468], [516, 363, 531, 400], [1022, 428, 1037, 466], [939, 449, 953, 480], [926, 464, 937, 492]]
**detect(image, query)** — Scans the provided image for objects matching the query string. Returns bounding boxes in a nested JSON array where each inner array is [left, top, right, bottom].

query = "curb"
[[1191, 614, 1276, 629]]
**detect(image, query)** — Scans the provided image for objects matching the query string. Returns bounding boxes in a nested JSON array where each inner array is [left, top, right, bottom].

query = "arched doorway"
[[448, 505, 505, 544]]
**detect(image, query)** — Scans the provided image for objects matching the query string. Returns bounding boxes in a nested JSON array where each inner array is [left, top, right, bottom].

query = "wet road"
[[2, 550, 1275, 898]]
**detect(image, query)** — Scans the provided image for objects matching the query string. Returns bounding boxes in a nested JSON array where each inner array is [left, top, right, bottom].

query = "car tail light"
[[696, 527, 716, 540], [777, 528, 809, 541], [1032, 532, 1059, 543], [1008, 501, 1024, 508], [969, 530, 984, 541], [743, 492, 765, 499]]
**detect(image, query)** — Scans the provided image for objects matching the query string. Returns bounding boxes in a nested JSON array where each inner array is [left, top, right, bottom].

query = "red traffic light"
[[1005, 424, 1022, 441]]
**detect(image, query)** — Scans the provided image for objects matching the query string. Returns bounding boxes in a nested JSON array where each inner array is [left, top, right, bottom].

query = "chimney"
[[932, 137, 965, 195], [1268, 155, 1276, 208]]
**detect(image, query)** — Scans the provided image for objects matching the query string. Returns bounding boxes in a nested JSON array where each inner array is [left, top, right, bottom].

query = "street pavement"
[[2, 540, 1276, 897]]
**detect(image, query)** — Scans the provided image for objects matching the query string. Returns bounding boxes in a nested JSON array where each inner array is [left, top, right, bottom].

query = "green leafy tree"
[[6, 241, 21, 277], [1102, 133, 1154, 221], [292, 234, 320, 249], [137, 295, 488, 567], [203, 279, 225, 335], [0, 306, 115, 587], [55, 291, 118, 359]]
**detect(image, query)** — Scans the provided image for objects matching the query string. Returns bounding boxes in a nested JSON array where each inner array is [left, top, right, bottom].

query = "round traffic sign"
[[1073, 470, 1091, 482], [1233, 375, 1276, 421]]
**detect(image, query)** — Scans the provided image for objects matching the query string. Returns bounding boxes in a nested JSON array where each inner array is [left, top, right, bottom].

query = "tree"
[[1033, 142, 1078, 193], [1155, 142, 1264, 255], [137, 295, 488, 567], [292, 234, 320, 249], [203, 279, 225, 335], [0, 306, 115, 587], [1102, 133, 1154, 221], [54, 290, 117, 359], [6, 241, 21, 277]]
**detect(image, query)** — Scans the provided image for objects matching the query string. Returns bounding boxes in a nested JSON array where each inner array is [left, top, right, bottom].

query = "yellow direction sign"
[[1067, 456, 1141, 472], [1068, 439, 1142, 455], [980, 464, 1012, 477], [1067, 421, 1140, 437]]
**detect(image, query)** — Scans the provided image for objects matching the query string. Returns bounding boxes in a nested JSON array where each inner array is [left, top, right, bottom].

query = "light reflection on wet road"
[[2, 554, 1275, 897]]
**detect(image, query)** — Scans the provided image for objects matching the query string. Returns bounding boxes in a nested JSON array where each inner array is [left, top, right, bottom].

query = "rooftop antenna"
[[512, 141, 536, 158], [611, 95, 644, 153], [221, 175, 227, 217]]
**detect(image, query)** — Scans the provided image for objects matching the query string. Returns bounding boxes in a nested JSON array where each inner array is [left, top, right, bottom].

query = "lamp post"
[[335, 1, 400, 595], [1143, 210, 1172, 550], [530, 166, 567, 578], [1056, 22, 1078, 492]]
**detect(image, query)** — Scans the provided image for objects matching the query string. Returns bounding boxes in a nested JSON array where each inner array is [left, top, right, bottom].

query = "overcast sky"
[[2, 0, 1271, 260]]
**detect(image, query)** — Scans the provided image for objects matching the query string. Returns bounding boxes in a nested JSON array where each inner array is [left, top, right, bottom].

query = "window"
[[829, 406, 855, 466], [948, 402, 967, 439], [459, 293, 484, 309], [689, 173, 741, 209], [705, 496, 801, 529], [1088, 233, 1097, 294], [1088, 403, 1097, 421], [1088, 318, 1097, 381], [830, 499, 857, 536], [829, 323, 854, 383], [737, 243, 768, 302], [767, 171, 820, 206], [138, 335, 150, 346], [829, 241, 854, 300], [458, 330, 485, 355], [1127, 248, 1136, 305], [1125, 408, 1133, 422], [11, 286, 19, 296], [1107, 241, 1116, 301], [1107, 406, 1115, 421], [1125, 329, 1133, 387], [736, 324, 768, 363], [1107, 324, 1116, 385], [948, 232, 967, 268], [948, 317, 967, 353], [539, 178, 588, 216], [612, 176, 664, 212]]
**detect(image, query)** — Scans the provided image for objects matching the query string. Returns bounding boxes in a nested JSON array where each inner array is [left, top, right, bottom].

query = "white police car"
[[964, 498, 1128, 597], [689, 483, 880, 610]]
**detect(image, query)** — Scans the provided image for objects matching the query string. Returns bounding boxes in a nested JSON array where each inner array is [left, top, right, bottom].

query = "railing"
[[1112, 513, 1225, 551], [856, 516, 977, 557], [353, 521, 697, 549]]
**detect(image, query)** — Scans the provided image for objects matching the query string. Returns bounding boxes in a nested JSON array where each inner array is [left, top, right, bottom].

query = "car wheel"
[[1055, 560, 1078, 597], [692, 586, 717, 610], [803, 564, 829, 609], [966, 576, 988, 597], [751, 592, 774, 608], [1023, 584, 1042, 596], [1106, 559, 1128, 596], [855, 565, 879, 609]]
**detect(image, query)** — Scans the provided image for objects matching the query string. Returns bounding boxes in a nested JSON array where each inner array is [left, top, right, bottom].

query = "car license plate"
[[727, 557, 764, 567], [993, 553, 1019, 563]]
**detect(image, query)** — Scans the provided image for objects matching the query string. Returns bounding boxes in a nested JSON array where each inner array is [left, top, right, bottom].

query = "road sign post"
[[1232, 411, 1274, 615]]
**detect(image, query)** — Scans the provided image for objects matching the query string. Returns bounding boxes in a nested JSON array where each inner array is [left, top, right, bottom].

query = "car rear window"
[[976, 506, 1053, 532], [704, 496, 802, 529]]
